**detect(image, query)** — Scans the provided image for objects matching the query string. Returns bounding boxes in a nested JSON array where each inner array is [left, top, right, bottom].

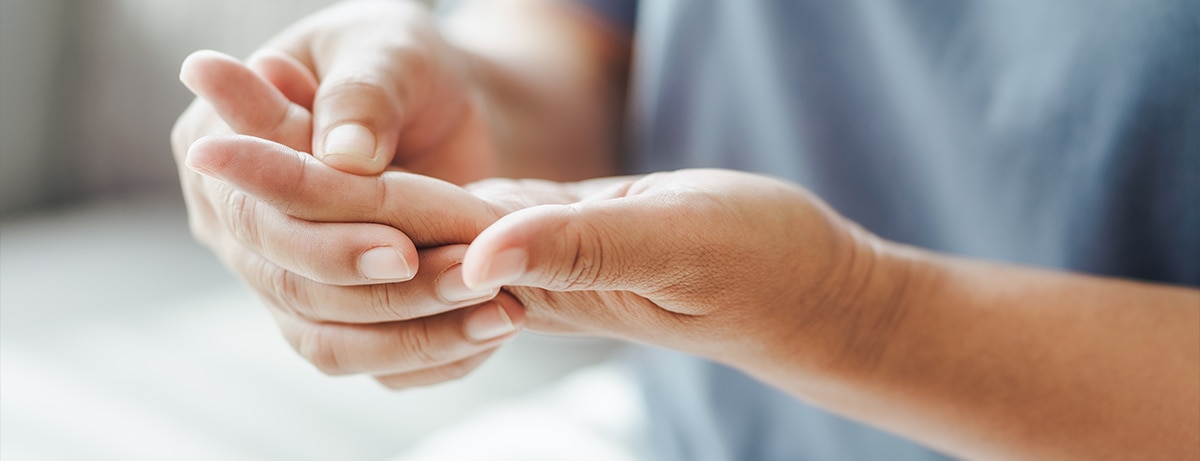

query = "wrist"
[[827, 234, 930, 378], [767, 224, 931, 382]]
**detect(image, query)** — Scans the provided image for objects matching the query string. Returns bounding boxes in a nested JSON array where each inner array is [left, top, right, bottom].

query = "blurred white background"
[[0, 1, 643, 459]]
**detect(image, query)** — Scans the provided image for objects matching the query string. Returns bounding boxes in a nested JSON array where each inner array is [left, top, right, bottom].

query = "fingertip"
[[179, 49, 233, 87], [183, 135, 221, 175], [310, 69, 404, 174], [464, 298, 524, 342], [181, 50, 303, 142], [492, 291, 527, 327], [461, 221, 499, 288], [466, 202, 642, 292], [183, 134, 262, 178], [460, 243, 490, 290], [462, 247, 528, 292], [462, 207, 552, 290]]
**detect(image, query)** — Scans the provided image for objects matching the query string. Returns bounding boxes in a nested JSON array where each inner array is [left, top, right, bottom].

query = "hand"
[[183, 133, 526, 388], [461, 170, 884, 369], [170, 0, 520, 388], [175, 0, 494, 179], [256, 0, 496, 182]]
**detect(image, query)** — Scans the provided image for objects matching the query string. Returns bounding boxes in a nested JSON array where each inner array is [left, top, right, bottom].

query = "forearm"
[[757, 240, 1200, 460], [441, 0, 630, 180]]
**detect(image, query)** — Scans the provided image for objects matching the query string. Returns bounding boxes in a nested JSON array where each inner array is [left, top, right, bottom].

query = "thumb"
[[310, 31, 468, 177], [461, 197, 690, 294], [309, 51, 406, 175]]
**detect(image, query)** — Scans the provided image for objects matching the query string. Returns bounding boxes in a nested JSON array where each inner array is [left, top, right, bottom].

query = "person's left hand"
[[460, 169, 895, 372]]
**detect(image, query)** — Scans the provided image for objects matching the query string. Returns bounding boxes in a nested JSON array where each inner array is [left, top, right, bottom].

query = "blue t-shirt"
[[581, 1, 1199, 459]]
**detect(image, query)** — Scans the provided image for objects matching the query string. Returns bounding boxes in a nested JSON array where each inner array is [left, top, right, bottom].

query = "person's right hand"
[[182, 131, 527, 388], [169, 1, 517, 388], [255, 0, 497, 182]]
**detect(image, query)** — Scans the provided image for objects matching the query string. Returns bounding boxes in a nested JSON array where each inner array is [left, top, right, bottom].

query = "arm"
[[767, 245, 1200, 460], [457, 169, 1200, 460]]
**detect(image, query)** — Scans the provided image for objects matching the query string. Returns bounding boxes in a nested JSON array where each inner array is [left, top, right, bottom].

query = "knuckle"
[[365, 283, 415, 322], [224, 245, 258, 282], [322, 46, 432, 112], [546, 210, 608, 290], [264, 263, 319, 321], [296, 325, 346, 375], [221, 188, 264, 250], [397, 319, 442, 367], [323, 73, 390, 103], [278, 151, 310, 218]]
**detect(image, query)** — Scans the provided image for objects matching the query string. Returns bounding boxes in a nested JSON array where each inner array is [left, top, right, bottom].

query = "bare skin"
[[172, 0, 1200, 459]]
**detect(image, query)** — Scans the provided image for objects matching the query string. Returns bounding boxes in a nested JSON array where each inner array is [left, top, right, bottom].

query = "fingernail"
[[437, 265, 498, 303], [464, 303, 516, 341], [322, 123, 376, 160], [359, 246, 413, 281], [471, 248, 528, 291]]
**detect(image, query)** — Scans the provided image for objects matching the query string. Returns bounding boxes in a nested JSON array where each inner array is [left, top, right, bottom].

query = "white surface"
[[0, 195, 640, 460], [395, 362, 647, 461]]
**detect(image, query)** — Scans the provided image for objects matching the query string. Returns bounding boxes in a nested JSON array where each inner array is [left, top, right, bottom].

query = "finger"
[[256, 0, 457, 174], [186, 134, 498, 247], [179, 49, 311, 152], [461, 195, 688, 294], [272, 295, 523, 376], [373, 349, 497, 389], [233, 244, 502, 323], [247, 49, 319, 110], [308, 59, 403, 174], [307, 27, 443, 175], [210, 185, 418, 285]]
